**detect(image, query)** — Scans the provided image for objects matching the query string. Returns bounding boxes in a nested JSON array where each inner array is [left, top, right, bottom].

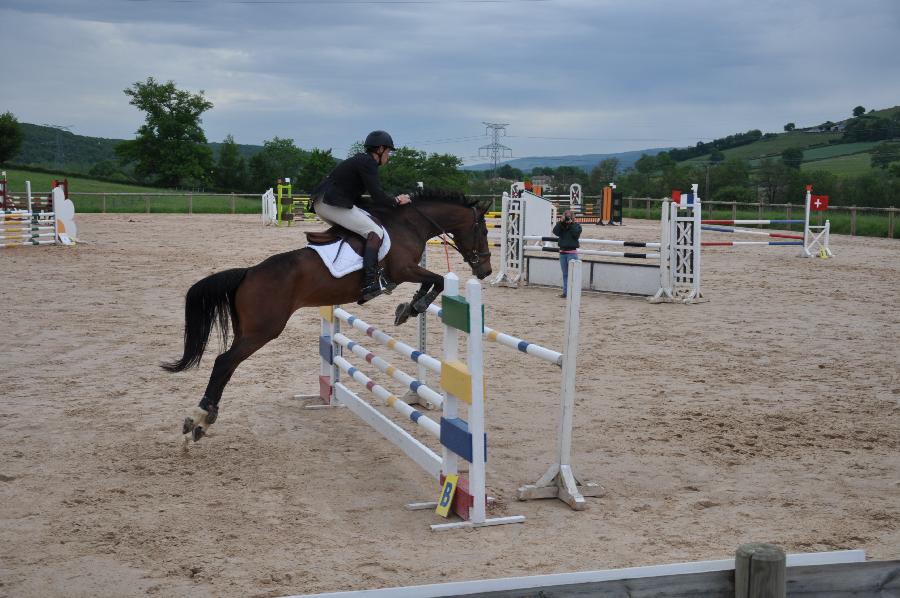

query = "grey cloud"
[[1, 0, 898, 161]]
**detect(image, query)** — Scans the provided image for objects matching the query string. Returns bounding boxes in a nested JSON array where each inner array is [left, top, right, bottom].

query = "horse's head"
[[409, 191, 494, 280], [457, 197, 494, 280]]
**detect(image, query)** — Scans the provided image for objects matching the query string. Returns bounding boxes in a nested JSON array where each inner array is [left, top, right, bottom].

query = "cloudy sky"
[[2, 0, 898, 164]]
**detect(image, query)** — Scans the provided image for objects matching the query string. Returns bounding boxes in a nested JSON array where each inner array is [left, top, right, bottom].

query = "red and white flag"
[[810, 195, 829, 211]]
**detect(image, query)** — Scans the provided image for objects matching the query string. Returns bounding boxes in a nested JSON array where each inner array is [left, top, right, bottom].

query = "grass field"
[[800, 152, 874, 176], [802, 141, 880, 161], [684, 132, 842, 164], [2, 167, 165, 194]]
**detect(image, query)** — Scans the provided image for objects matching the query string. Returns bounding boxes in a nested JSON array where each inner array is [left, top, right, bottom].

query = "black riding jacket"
[[312, 153, 396, 209]]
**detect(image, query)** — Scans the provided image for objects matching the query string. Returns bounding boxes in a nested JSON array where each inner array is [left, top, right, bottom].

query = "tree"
[[589, 157, 619, 189], [710, 158, 750, 190], [0, 111, 24, 164], [248, 137, 306, 191], [784, 122, 796, 132], [853, 105, 866, 117], [634, 154, 657, 174], [781, 147, 804, 169], [709, 149, 726, 164], [870, 142, 900, 169], [115, 77, 215, 187], [496, 164, 524, 180], [380, 147, 468, 193], [298, 148, 337, 192], [214, 134, 249, 191], [756, 159, 800, 204]]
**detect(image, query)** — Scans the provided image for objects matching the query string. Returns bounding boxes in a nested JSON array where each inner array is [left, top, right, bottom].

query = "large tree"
[[297, 148, 337, 192], [214, 134, 249, 191], [589, 157, 620, 189], [116, 77, 215, 187], [781, 147, 804, 169], [380, 148, 467, 193], [248, 137, 306, 191], [0, 111, 24, 165]]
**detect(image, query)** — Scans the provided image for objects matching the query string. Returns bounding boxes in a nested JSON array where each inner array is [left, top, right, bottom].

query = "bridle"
[[411, 203, 491, 268]]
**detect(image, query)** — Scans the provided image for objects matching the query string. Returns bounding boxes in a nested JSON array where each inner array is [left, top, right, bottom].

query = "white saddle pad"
[[309, 228, 391, 278]]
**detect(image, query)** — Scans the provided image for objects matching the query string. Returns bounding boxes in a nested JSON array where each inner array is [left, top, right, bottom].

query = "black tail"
[[161, 268, 248, 373]]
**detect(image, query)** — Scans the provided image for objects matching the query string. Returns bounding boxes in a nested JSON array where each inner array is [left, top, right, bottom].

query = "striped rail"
[[424, 303, 563, 366]]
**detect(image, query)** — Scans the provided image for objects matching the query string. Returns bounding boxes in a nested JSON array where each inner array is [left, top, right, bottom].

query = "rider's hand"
[[395, 194, 411, 205]]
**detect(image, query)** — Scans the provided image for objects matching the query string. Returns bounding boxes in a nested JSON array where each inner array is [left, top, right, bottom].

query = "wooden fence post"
[[850, 207, 857, 236], [231, 193, 236, 214], [732, 202, 737, 220], [144, 195, 149, 214], [102, 194, 107, 213], [735, 543, 786, 598], [188, 193, 193, 215], [889, 208, 895, 239]]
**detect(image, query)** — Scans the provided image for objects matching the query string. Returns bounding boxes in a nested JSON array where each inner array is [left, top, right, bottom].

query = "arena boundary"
[[283, 548, 880, 598]]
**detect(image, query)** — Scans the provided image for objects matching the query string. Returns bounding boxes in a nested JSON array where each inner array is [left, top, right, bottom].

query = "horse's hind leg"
[[183, 331, 278, 442]]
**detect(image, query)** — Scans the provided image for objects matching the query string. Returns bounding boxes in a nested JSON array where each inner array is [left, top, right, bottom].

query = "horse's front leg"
[[393, 265, 443, 326]]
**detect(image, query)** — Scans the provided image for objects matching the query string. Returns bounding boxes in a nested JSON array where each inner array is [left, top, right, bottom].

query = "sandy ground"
[[1, 213, 898, 598]]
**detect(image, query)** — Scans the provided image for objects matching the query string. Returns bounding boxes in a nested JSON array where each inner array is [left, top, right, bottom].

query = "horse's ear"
[[476, 197, 493, 213]]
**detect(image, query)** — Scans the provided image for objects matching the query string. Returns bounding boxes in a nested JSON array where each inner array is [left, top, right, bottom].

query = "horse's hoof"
[[394, 303, 411, 326], [183, 416, 196, 435], [192, 426, 205, 442], [412, 297, 431, 313]]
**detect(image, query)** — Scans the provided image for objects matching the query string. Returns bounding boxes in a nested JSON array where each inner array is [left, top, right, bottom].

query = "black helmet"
[[364, 130, 395, 151]]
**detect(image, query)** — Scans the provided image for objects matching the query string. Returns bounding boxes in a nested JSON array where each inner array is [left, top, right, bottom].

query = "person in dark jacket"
[[310, 130, 411, 302], [551, 210, 582, 298]]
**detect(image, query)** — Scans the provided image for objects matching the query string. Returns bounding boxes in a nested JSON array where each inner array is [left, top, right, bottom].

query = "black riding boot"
[[359, 233, 384, 304]]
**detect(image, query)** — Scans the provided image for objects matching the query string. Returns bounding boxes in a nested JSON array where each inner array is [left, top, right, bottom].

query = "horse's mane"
[[368, 188, 486, 219], [408, 188, 470, 206]]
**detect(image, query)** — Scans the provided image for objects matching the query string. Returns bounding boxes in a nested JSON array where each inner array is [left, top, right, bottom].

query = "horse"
[[162, 189, 494, 442]]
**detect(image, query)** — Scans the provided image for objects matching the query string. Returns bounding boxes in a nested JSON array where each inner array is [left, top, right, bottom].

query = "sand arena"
[[1, 213, 897, 597]]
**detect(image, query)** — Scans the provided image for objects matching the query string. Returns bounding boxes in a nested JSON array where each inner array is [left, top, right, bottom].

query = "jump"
[[162, 187, 494, 442]]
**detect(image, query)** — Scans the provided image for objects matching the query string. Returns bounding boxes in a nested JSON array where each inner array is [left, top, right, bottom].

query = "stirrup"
[[379, 272, 396, 295]]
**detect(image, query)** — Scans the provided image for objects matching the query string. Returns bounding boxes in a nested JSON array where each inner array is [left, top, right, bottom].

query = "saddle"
[[306, 222, 381, 258]]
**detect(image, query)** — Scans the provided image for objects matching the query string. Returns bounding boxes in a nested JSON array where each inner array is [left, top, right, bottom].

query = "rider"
[[310, 130, 411, 303]]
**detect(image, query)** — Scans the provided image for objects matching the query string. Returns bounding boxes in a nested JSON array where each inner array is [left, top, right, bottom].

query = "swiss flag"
[[810, 195, 829, 211]]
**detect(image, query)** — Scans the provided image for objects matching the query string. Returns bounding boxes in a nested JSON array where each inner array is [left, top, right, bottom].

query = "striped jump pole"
[[699, 185, 832, 258], [0, 181, 76, 249], [298, 273, 525, 530]]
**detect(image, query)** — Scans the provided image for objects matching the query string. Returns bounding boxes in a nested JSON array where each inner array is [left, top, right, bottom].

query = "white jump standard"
[[300, 273, 525, 530], [426, 263, 603, 509]]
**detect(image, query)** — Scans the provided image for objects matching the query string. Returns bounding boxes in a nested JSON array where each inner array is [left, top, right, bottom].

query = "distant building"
[[531, 175, 553, 191]]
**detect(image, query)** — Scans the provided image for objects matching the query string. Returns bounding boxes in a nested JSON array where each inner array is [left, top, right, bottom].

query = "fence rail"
[[15, 190, 895, 240]]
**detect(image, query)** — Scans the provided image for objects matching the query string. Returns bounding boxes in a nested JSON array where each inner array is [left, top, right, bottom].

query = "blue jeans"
[[559, 253, 579, 296]]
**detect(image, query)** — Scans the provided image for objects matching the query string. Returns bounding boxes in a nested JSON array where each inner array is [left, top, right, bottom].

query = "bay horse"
[[162, 189, 494, 442]]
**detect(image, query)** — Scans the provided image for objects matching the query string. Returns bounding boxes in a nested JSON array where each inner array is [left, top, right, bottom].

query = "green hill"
[[10, 123, 264, 174], [678, 105, 900, 176], [2, 167, 166, 194]]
